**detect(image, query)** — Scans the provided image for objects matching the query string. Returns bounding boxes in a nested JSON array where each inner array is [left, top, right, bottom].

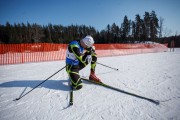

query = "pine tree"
[[135, 14, 141, 41], [121, 16, 130, 41], [144, 12, 151, 40], [131, 21, 136, 42], [150, 11, 159, 42]]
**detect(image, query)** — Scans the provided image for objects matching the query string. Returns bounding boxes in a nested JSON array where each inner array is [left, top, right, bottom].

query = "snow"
[[0, 49, 180, 120]]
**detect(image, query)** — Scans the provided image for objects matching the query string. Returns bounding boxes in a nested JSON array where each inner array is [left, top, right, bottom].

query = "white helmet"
[[82, 35, 94, 47]]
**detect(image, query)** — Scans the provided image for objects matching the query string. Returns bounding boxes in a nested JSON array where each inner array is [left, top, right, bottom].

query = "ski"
[[81, 78, 160, 105]]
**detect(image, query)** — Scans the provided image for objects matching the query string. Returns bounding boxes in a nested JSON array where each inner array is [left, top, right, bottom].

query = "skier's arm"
[[70, 45, 89, 66]]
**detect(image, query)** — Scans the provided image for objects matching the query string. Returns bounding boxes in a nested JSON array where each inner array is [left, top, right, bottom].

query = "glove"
[[86, 46, 95, 54], [85, 55, 92, 64]]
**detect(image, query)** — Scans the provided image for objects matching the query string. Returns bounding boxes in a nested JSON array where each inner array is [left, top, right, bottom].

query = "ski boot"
[[89, 70, 102, 83]]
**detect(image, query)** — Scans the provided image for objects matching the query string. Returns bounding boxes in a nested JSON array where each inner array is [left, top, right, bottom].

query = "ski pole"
[[96, 62, 118, 71], [14, 65, 66, 101], [91, 50, 118, 71]]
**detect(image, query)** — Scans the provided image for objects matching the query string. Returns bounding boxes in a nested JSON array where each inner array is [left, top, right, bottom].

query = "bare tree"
[[163, 27, 172, 37], [159, 17, 164, 38]]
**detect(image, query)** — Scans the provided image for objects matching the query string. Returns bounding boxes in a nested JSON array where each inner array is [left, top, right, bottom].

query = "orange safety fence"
[[94, 43, 168, 57], [0, 43, 168, 65]]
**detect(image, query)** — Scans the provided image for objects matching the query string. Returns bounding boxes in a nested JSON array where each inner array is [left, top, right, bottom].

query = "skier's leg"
[[66, 65, 82, 90], [89, 53, 102, 82]]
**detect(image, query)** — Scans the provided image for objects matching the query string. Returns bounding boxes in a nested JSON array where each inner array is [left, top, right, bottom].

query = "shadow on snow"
[[0, 79, 69, 91], [0, 70, 117, 92]]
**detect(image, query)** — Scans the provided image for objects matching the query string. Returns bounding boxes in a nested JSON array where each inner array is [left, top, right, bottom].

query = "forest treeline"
[[0, 11, 179, 47]]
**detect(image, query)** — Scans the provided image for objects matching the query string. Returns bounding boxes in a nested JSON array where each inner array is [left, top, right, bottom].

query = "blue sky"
[[0, 0, 180, 36]]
